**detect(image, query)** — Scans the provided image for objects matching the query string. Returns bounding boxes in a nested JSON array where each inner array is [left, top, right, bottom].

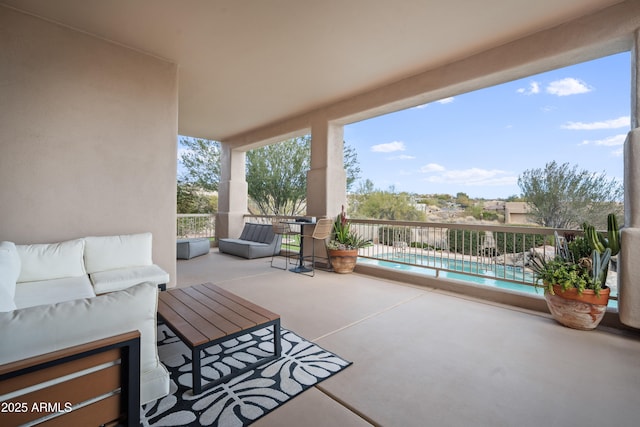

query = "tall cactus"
[[606, 213, 620, 256], [583, 213, 620, 256]]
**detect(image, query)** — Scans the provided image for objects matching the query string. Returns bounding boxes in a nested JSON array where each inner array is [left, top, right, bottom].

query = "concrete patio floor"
[[176, 249, 640, 427]]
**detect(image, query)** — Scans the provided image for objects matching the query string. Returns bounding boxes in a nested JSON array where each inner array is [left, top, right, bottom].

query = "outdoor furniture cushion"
[[15, 239, 86, 283], [90, 264, 170, 295], [0, 282, 169, 405], [14, 275, 96, 310], [218, 223, 281, 259], [84, 232, 153, 273], [239, 223, 274, 243], [0, 241, 20, 312], [177, 238, 210, 259]]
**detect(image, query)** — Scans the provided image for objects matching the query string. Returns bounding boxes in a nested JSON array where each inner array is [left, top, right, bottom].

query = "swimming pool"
[[359, 254, 618, 308], [376, 252, 535, 282]]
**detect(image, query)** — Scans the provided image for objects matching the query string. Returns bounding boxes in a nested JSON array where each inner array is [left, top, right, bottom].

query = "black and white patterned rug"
[[140, 323, 351, 426]]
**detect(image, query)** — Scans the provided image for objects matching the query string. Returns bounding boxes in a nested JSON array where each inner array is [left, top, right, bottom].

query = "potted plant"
[[528, 214, 620, 330], [327, 206, 372, 273]]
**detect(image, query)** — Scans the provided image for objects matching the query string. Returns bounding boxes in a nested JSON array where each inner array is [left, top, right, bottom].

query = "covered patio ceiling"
[[1, 0, 624, 141]]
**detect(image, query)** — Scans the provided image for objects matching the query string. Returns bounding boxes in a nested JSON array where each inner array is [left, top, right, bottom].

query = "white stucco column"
[[216, 142, 248, 241], [619, 29, 640, 329], [306, 119, 347, 219]]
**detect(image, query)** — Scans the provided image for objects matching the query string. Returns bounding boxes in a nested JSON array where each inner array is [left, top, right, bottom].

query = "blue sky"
[[344, 51, 630, 199]]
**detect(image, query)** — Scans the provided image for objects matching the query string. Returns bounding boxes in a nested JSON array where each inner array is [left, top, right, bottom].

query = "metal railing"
[[349, 219, 617, 302], [351, 219, 555, 284], [177, 214, 216, 239], [198, 214, 618, 302]]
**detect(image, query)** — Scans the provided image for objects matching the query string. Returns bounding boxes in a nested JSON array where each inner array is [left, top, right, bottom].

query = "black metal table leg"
[[290, 223, 313, 273], [190, 320, 282, 395], [192, 347, 202, 395]]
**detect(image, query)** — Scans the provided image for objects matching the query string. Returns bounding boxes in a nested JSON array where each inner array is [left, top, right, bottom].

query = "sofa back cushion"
[[84, 232, 153, 274], [239, 223, 275, 244], [0, 241, 20, 312], [16, 239, 86, 283]]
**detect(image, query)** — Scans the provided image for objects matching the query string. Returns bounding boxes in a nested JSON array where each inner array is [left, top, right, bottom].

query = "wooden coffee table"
[[157, 282, 281, 394]]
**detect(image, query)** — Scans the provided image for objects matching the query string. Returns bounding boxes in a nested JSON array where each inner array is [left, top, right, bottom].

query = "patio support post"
[[305, 119, 347, 261], [216, 142, 248, 241], [619, 29, 640, 329], [307, 119, 347, 218]]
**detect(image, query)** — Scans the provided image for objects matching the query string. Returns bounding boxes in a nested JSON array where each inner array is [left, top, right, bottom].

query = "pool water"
[[377, 252, 536, 282], [359, 255, 618, 309]]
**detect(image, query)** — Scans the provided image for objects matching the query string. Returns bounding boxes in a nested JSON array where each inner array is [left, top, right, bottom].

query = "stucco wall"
[[0, 7, 178, 285]]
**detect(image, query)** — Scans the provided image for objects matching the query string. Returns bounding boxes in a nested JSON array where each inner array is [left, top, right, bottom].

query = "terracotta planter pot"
[[544, 284, 610, 330], [328, 249, 358, 274]]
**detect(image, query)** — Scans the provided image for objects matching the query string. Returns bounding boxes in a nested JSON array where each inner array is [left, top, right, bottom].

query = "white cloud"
[[580, 134, 626, 147], [390, 154, 416, 160], [579, 134, 626, 157], [420, 166, 517, 186], [414, 97, 454, 108], [420, 163, 446, 172], [517, 81, 540, 95], [546, 78, 592, 96], [437, 97, 455, 104], [371, 141, 406, 153], [562, 116, 630, 130]]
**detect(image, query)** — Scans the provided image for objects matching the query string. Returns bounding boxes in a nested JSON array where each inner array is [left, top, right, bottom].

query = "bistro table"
[[282, 219, 316, 273]]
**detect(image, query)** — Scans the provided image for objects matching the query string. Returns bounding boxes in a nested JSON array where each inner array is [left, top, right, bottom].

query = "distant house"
[[504, 202, 536, 225]]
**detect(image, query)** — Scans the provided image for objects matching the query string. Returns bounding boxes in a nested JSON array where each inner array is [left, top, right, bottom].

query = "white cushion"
[[84, 233, 153, 273], [16, 239, 86, 283], [14, 275, 96, 310], [90, 264, 170, 294], [0, 282, 169, 404], [0, 241, 20, 312]]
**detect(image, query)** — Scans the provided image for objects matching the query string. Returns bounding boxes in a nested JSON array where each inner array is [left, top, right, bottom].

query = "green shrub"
[[448, 229, 485, 255], [567, 235, 592, 262], [410, 242, 437, 250], [481, 211, 499, 221], [494, 232, 546, 255]]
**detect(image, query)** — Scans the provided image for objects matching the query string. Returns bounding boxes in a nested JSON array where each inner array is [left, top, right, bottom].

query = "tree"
[[179, 135, 360, 215], [343, 143, 361, 192], [355, 179, 375, 195], [246, 136, 310, 215], [517, 161, 623, 229], [352, 186, 426, 221], [177, 181, 217, 213], [179, 137, 221, 192], [455, 192, 471, 208]]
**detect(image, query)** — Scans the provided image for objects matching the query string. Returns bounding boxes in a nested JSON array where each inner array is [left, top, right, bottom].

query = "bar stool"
[[299, 218, 334, 277], [270, 218, 297, 269]]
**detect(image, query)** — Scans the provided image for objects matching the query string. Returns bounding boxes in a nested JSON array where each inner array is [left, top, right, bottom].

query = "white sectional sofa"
[[0, 233, 171, 405]]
